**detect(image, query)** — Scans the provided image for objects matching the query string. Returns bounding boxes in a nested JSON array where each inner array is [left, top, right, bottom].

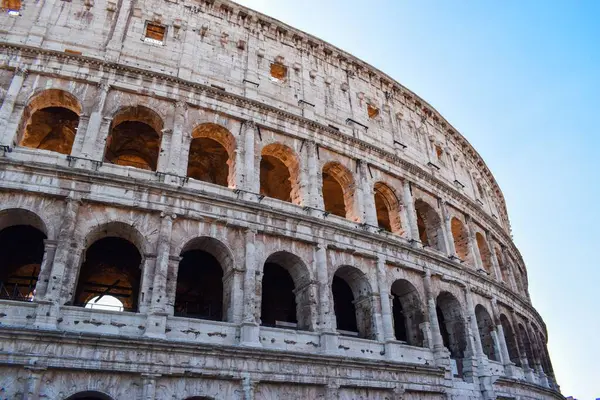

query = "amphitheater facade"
[[0, 0, 562, 399]]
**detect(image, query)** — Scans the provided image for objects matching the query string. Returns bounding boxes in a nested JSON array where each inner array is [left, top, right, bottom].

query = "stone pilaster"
[[240, 228, 261, 346], [402, 180, 420, 245], [33, 239, 57, 300], [141, 374, 159, 400], [104, 0, 134, 61], [80, 83, 110, 158], [0, 67, 27, 146], [465, 215, 483, 270], [167, 101, 187, 176], [165, 255, 182, 316], [236, 121, 257, 193], [358, 160, 377, 225], [486, 233, 503, 281], [423, 269, 450, 372], [26, 0, 57, 46], [440, 200, 457, 257], [150, 213, 175, 314], [376, 258, 395, 343], [24, 366, 45, 400], [316, 242, 339, 353]]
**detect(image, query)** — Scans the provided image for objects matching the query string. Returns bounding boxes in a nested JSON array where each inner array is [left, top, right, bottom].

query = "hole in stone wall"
[[175, 250, 224, 321], [270, 63, 287, 82], [0, 225, 46, 302], [145, 22, 166, 44], [391, 279, 424, 347], [74, 237, 142, 312], [435, 145, 444, 161], [475, 304, 497, 361], [260, 263, 297, 328], [2, 0, 21, 12], [367, 104, 379, 119], [451, 217, 469, 261]]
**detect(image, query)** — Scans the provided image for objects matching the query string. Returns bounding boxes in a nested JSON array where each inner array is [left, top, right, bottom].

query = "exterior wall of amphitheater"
[[0, 0, 561, 399]]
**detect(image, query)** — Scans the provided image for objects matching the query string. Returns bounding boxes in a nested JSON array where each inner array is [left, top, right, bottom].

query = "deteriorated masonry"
[[0, 0, 560, 399]]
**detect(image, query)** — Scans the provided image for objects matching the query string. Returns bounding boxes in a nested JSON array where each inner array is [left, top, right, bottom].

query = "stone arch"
[[18, 89, 82, 155], [531, 323, 552, 375], [64, 391, 115, 400], [332, 265, 374, 339], [373, 182, 402, 233], [517, 322, 536, 368], [0, 208, 48, 301], [188, 123, 236, 187], [475, 304, 498, 361], [104, 105, 163, 171], [176, 236, 236, 321], [260, 143, 302, 205], [499, 314, 520, 366], [436, 291, 468, 375], [74, 222, 147, 312], [390, 279, 425, 347], [414, 199, 444, 251], [184, 397, 214, 400], [259, 251, 314, 330], [450, 217, 469, 261], [322, 162, 356, 220], [476, 232, 492, 273]]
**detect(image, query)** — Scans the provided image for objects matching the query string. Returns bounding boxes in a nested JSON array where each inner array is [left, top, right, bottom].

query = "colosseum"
[[0, 0, 562, 399]]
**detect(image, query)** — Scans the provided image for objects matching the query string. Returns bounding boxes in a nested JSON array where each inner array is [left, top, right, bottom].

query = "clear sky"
[[236, 0, 599, 397]]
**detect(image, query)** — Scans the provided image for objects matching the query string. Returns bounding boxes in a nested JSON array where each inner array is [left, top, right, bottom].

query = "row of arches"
[[0, 207, 551, 382], [65, 392, 210, 400]]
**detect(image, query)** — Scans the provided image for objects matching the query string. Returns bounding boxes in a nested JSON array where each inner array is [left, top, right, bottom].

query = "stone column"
[[104, 0, 134, 61], [167, 101, 187, 176], [465, 215, 483, 270], [24, 367, 45, 400], [486, 233, 503, 281], [242, 375, 257, 400], [490, 299, 515, 377], [316, 242, 338, 353], [165, 255, 182, 316], [26, 0, 57, 46], [141, 374, 159, 400], [440, 200, 457, 257], [306, 141, 323, 210], [0, 66, 27, 146], [358, 160, 377, 225], [463, 287, 488, 390], [240, 228, 261, 346], [510, 311, 535, 382], [325, 382, 339, 400], [33, 239, 57, 300], [402, 180, 420, 245], [79, 83, 110, 159], [236, 121, 257, 193], [376, 257, 395, 342], [526, 320, 549, 387], [422, 269, 449, 372], [223, 266, 245, 323]]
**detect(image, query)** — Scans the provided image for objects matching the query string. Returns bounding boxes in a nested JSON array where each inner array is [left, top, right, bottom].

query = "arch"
[[517, 322, 536, 368], [373, 182, 402, 233], [499, 314, 521, 366], [0, 209, 47, 302], [104, 105, 163, 171], [260, 251, 313, 330], [82, 221, 150, 256], [176, 237, 235, 321], [476, 232, 492, 273], [531, 324, 553, 376], [436, 291, 468, 376], [188, 123, 236, 187], [260, 143, 301, 205], [332, 265, 374, 339], [64, 391, 114, 400], [450, 217, 469, 261], [414, 199, 444, 251], [390, 279, 424, 347], [474, 304, 497, 361], [322, 162, 355, 220], [18, 89, 82, 155]]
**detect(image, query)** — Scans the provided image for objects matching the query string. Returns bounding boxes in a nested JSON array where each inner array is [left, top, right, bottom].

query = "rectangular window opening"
[[270, 63, 287, 82], [3, 0, 21, 13], [367, 104, 379, 119], [145, 22, 166, 44]]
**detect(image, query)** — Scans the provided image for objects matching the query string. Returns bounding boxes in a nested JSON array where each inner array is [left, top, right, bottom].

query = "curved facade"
[[0, 1, 561, 399]]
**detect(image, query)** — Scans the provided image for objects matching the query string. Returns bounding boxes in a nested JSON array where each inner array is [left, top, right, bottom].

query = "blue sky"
[[236, 0, 600, 397]]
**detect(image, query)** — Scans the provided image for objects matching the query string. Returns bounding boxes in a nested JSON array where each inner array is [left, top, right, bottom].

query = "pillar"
[[306, 141, 323, 209], [105, 0, 134, 61], [440, 200, 457, 257], [240, 228, 261, 346], [165, 255, 182, 316], [422, 269, 450, 373], [325, 382, 339, 400], [150, 213, 174, 314], [242, 375, 257, 400], [316, 242, 338, 353], [486, 234, 503, 281], [358, 160, 376, 225], [33, 239, 57, 300], [167, 101, 186, 176], [465, 215, 483, 270], [0, 67, 27, 146], [24, 367, 45, 400], [236, 121, 256, 192], [402, 180, 420, 244], [376, 257, 395, 342], [463, 287, 487, 389], [79, 83, 110, 158], [490, 299, 515, 376], [141, 374, 159, 400]]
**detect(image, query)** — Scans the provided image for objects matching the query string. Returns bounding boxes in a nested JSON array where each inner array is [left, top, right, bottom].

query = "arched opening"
[[332, 266, 373, 339], [450, 217, 469, 261], [85, 295, 124, 312], [260, 143, 301, 204], [65, 391, 114, 400], [74, 237, 142, 312], [184, 397, 213, 400], [322, 162, 355, 220], [476, 232, 492, 273], [415, 199, 444, 251], [176, 237, 233, 321], [104, 106, 163, 171], [390, 279, 424, 347], [436, 292, 467, 376], [0, 210, 47, 301], [373, 182, 402, 233], [475, 304, 497, 361], [518, 323, 536, 368], [533, 329, 554, 380], [18, 89, 81, 155], [260, 251, 313, 330], [187, 123, 236, 187], [499, 314, 520, 366]]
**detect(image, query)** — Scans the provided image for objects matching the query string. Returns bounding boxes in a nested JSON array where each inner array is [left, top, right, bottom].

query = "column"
[[167, 101, 186, 176], [150, 213, 174, 314], [462, 287, 486, 387], [236, 121, 257, 192], [402, 180, 420, 244], [526, 320, 548, 387], [316, 242, 338, 353], [104, 0, 134, 61], [358, 160, 376, 225], [24, 367, 45, 400], [79, 83, 110, 158], [376, 257, 395, 341], [440, 200, 456, 257], [465, 215, 483, 270], [33, 239, 57, 300], [490, 299, 514, 374], [325, 382, 339, 400], [165, 255, 182, 316], [486, 233, 503, 281], [242, 375, 257, 400], [422, 269, 449, 371], [0, 67, 27, 145], [141, 374, 159, 400], [240, 228, 260, 346], [306, 141, 324, 211], [223, 266, 245, 323], [26, 0, 58, 46], [510, 311, 535, 382]]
